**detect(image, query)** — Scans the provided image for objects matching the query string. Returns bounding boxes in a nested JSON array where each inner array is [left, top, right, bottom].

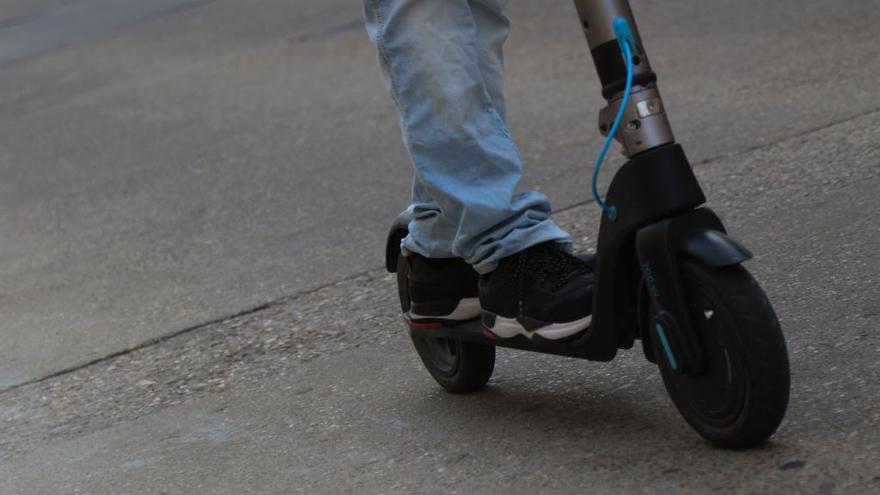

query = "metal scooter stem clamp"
[[573, 0, 675, 157]]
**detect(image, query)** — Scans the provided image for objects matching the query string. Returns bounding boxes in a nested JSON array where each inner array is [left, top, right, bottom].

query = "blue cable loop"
[[591, 17, 636, 222]]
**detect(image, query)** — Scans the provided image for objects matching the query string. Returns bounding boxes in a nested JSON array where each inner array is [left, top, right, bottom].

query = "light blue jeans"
[[363, 0, 571, 273]]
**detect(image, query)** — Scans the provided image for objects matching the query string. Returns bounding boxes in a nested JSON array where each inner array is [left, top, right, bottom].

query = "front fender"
[[682, 230, 752, 267], [385, 210, 413, 273], [635, 207, 753, 373]]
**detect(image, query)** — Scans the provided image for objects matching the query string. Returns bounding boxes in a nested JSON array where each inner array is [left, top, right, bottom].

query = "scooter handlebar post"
[[573, 0, 675, 158]]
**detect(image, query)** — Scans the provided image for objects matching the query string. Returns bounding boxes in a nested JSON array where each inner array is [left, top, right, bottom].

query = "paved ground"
[[0, 0, 878, 493]]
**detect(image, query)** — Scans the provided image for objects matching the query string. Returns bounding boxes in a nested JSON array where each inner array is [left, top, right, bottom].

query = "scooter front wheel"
[[651, 260, 790, 449], [396, 254, 495, 393]]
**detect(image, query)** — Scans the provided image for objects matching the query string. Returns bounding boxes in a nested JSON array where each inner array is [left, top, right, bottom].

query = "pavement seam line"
[[0, 268, 378, 394]]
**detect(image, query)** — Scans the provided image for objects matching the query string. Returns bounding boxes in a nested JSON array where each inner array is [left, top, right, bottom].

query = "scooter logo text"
[[643, 263, 660, 297]]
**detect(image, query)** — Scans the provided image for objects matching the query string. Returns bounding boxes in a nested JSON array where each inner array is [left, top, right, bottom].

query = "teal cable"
[[591, 17, 636, 221]]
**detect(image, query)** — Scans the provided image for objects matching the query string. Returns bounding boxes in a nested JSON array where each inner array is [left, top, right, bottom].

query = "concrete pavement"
[[2, 0, 880, 387], [1, 0, 879, 493], [1, 109, 879, 492]]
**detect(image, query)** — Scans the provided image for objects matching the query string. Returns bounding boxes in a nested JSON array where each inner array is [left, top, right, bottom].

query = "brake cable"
[[590, 17, 636, 222]]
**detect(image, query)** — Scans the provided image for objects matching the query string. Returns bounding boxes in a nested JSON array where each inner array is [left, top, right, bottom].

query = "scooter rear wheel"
[[397, 254, 495, 393], [651, 260, 790, 449]]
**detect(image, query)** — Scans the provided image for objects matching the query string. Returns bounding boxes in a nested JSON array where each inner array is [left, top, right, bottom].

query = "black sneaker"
[[406, 254, 480, 326], [479, 242, 594, 341]]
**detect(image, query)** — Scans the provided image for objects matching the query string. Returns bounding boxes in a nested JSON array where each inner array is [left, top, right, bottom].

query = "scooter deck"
[[405, 317, 610, 361]]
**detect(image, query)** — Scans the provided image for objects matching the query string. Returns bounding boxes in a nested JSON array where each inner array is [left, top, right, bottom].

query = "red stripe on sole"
[[408, 321, 443, 330]]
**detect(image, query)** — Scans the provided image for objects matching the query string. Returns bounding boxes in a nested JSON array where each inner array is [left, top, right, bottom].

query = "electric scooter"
[[384, 0, 790, 449]]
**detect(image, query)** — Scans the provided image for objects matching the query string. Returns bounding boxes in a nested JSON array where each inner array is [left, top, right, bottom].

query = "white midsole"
[[409, 297, 481, 321], [487, 314, 592, 340]]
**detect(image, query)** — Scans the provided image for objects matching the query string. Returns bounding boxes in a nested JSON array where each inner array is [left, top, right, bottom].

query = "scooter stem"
[[573, 0, 675, 158]]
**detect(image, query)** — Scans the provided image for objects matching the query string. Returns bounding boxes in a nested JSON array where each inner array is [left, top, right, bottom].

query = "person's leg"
[[468, 0, 509, 123], [364, 0, 593, 339], [403, 0, 511, 264], [363, 0, 570, 274]]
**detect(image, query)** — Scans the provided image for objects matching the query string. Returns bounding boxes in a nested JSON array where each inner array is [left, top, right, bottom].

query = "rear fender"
[[385, 210, 412, 273]]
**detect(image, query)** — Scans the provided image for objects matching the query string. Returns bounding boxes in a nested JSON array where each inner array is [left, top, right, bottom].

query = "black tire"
[[650, 260, 790, 449], [396, 254, 495, 394]]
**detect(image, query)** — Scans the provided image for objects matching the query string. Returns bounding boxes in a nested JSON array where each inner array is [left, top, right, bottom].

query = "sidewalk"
[[2, 110, 878, 493]]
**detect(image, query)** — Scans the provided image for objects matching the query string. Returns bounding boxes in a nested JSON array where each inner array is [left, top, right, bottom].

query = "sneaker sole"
[[408, 297, 481, 324], [482, 311, 591, 341]]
